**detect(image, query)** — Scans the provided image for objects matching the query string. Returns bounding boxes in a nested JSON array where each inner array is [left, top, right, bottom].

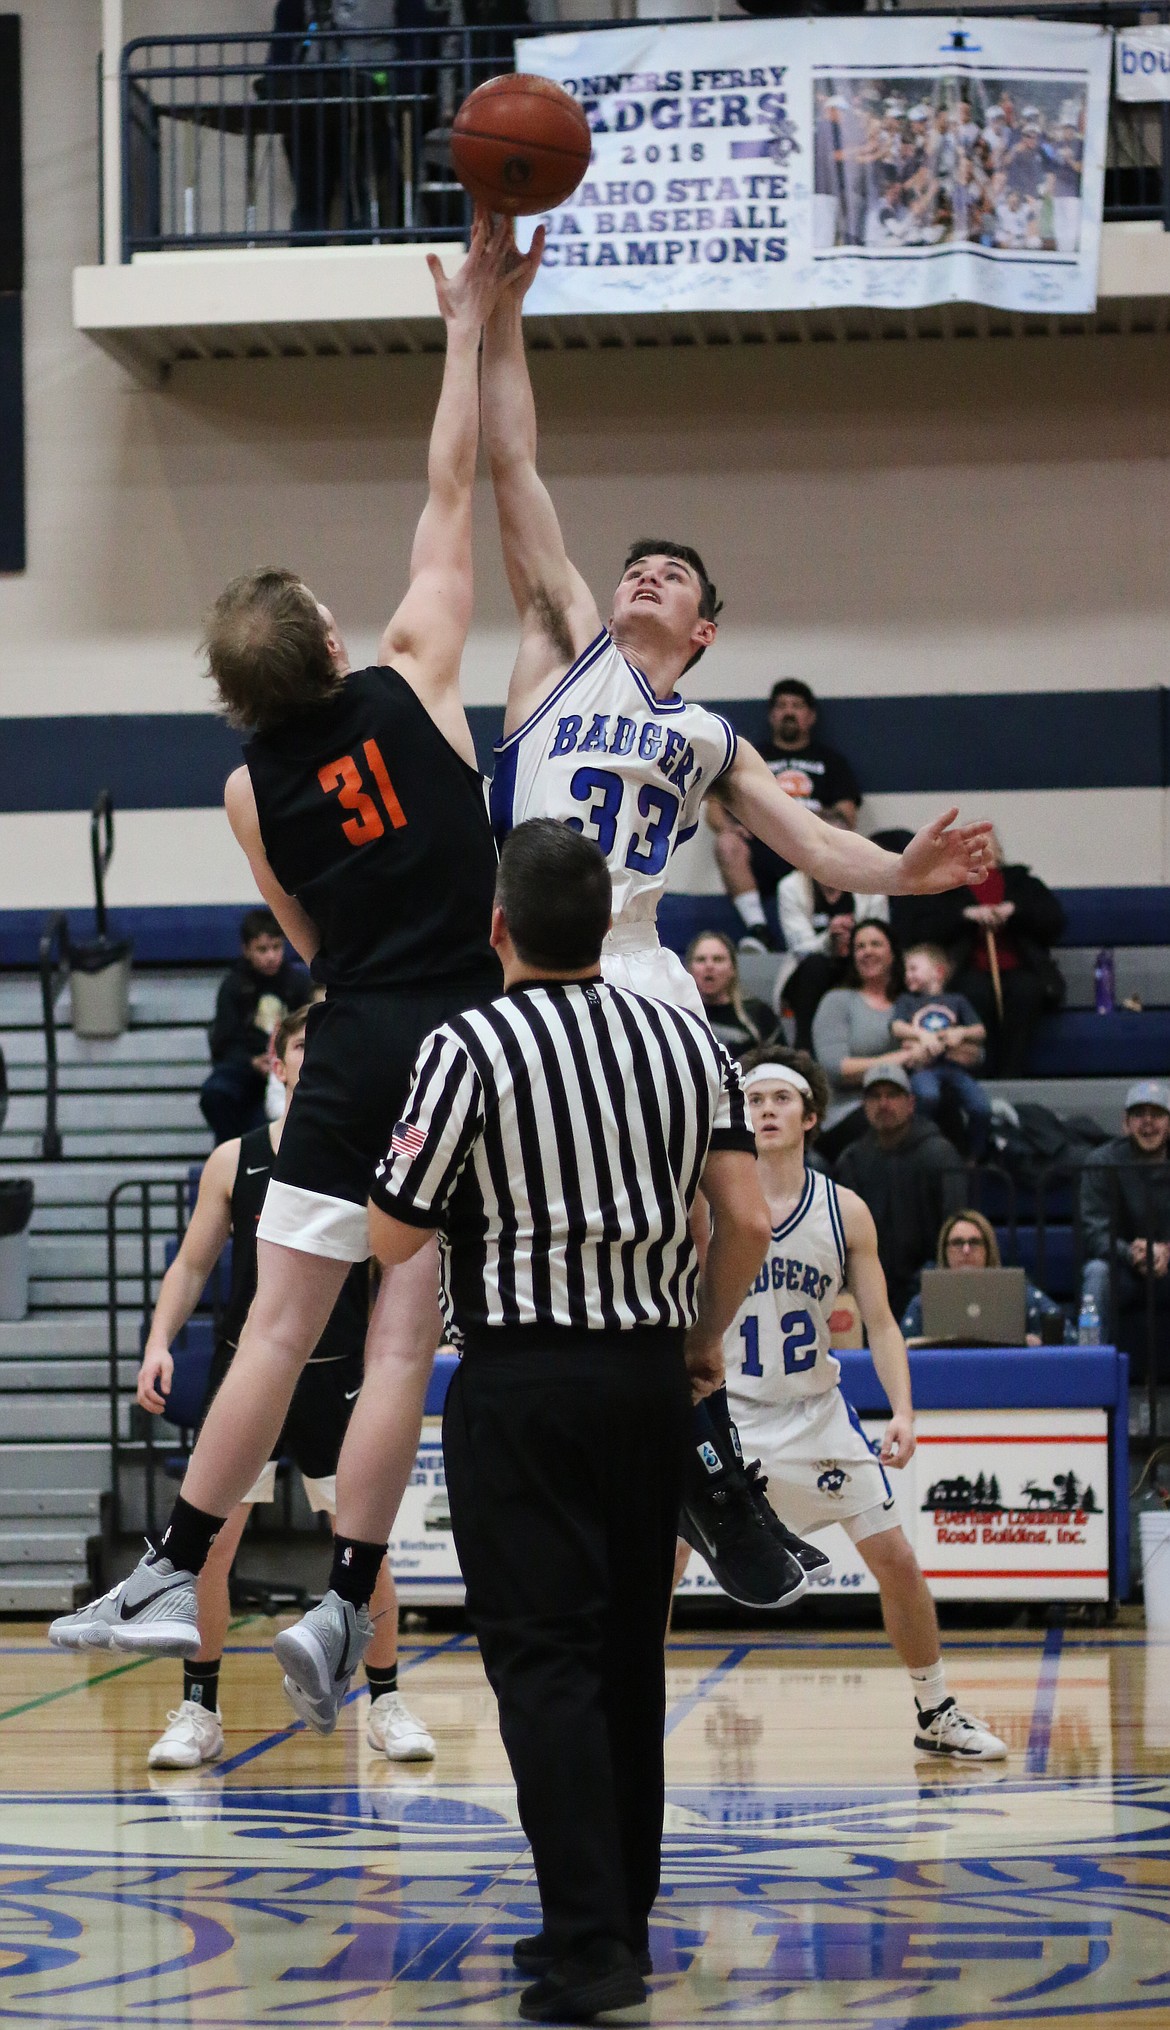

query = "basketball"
[[451, 74, 592, 216]]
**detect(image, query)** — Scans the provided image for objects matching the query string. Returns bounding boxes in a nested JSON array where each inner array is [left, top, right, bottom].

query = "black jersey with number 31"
[[244, 667, 498, 992]]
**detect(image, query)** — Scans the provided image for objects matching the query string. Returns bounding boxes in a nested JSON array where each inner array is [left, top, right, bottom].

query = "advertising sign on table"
[[516, 15, 1111, 317], [1115, 27, 1170, 101], [391, 1409, 1111, 1605]]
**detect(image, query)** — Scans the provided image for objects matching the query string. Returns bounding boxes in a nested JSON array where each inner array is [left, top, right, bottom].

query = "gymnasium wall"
[[4, 0, 1170, 957]]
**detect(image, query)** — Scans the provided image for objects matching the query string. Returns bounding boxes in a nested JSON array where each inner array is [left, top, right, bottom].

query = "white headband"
[[742, 1062, 812, 1099]]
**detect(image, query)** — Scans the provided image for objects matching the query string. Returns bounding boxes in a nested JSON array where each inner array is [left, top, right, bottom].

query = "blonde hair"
[[937, 1207, 1001, 1268], [684, 930, 766, 1046]]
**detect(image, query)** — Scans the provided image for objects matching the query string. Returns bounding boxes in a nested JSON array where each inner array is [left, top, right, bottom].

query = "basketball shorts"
[[200, 1341, 364, 1512], [259, 972, 500, 1262], [601, 923, 708, 1024], [730, 1386, 897, 1544]]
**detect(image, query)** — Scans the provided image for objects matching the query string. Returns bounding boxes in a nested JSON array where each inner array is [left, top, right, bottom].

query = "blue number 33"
[[567, 767, 679, 876]]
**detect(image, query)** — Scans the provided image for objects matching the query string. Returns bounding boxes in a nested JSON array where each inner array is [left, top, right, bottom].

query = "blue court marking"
[[1025, 1625, 1065, 1778], [664, 1643, 752, 1737], [214, 1631, 474, 1775]]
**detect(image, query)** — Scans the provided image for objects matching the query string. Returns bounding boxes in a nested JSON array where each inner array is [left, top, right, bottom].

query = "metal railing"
[[114, 10, 1170, 261], [38, 913, 70, 1162], [107, 1176, 189, 1537]]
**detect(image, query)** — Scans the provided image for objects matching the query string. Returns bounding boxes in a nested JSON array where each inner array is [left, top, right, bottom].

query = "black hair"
[[769, 677, 816, 710], [240, 907, 282, 946], [496, 820, 612, 972], [844, 916, 904, 995], [622, 539, 722, 671]]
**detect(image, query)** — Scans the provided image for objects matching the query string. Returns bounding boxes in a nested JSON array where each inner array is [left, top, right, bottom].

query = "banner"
[[1116, 27, 1170, 101], [517, 15, 1111, 317]]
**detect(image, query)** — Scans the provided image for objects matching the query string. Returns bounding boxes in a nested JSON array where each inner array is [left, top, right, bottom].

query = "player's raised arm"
[[716, 740, 993, 896], [379, 214, 515, 755], [838, 1186, 916, 1469], [481, 227, 602, 729]]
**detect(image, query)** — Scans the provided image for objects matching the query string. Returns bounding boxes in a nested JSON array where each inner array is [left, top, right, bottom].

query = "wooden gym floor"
[[2, 1615, 1168, 2027]]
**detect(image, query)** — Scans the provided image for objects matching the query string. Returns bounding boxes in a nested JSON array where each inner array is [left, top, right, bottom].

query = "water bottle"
[[1094, 948, 1115, 1015], [1078, 1292, 1101, 1346]]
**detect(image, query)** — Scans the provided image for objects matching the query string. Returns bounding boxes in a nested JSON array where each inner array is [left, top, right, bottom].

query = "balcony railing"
[[115, 10, 1170, 263]]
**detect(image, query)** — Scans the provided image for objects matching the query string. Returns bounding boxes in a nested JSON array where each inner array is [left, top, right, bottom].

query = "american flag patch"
[[390, 1121, 427, 1159]]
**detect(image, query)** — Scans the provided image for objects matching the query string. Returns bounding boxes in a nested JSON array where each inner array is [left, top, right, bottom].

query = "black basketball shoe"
[[680, 1425, 807, 1608], [743, 1458, 832, 1577]]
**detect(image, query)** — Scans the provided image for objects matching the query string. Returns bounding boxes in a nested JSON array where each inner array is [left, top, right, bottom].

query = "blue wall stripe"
[[0, 689, 1165, 811]]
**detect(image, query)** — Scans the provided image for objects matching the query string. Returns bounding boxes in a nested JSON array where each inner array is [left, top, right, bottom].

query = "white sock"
[[734, 891, 767, 930], [909, 1660, 947, 1712]]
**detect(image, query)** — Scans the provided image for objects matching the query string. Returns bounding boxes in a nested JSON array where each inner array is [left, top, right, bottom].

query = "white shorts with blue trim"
[[733, 1386, 897, 1544]]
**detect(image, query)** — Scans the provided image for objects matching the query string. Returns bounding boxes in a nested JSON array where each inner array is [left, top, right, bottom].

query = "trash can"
[[70, 936, 133, 1040], [0, 1179, 33, 1322]]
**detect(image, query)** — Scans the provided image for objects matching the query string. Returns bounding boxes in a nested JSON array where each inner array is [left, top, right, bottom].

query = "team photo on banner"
[[517, 14, 1111, 315]]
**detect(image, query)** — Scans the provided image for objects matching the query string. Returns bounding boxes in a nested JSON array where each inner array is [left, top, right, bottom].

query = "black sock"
[[156, 1494, 226, 1575], [183, 1659, 221, 1711], [365, 1662, 399, 1699], [329, 1536, 385, 1610], [703, 1385, 742, 1461]]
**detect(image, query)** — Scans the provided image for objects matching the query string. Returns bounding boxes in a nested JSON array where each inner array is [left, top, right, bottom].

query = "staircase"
[[0, 970, 216, 1612]]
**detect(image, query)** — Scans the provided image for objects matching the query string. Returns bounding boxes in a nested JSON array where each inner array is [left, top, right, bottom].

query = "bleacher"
[[0, 968, 214, 1611]]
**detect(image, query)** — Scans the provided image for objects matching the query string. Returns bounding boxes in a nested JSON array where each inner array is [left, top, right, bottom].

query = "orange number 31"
[[318, 739, 407, 847]]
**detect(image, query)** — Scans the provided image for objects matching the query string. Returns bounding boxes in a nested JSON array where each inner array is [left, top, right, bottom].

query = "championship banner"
[[516, 15, 1111, 317], [1116, 27, 1170, 101]]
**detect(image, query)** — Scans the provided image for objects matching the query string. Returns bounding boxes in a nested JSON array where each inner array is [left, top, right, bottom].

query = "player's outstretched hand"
[[498, 220, 547, 304], [898, 810, 994, 895], [878, 1409, 915, 1467], [426, 211, 522, 332], [136, 1344, 173, 1415]]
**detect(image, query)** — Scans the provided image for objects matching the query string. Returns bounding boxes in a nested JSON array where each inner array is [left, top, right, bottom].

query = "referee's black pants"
[[443, 1328, 692, 1961]]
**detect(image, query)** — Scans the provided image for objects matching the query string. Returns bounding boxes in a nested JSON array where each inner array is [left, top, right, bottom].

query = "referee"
[[368, 819, 770, 2024]]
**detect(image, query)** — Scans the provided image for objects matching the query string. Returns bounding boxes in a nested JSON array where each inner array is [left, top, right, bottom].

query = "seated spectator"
[[200, 909, 312, 1145], [901, 1208, 1071, 1345], [811, 918, 908, 1159], [1080, 1080, 1170, 1363], [906, 831, 1065, 1075], [835, 1063, 965, 1319], [777, 813, 889, 1049], [891, 943, 991, 1159], [705, 677, 862, 950], [685, 931, 780, 1061]]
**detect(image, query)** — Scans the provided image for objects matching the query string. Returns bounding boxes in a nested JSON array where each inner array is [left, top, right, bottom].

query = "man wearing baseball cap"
[[835, 1062, 965, 1318], [1080, 1082, 1170, 1363]]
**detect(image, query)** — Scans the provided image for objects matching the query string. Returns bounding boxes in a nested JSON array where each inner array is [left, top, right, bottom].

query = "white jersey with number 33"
[[727, 1167, 849, 1414], [490, 630, 738, 929]]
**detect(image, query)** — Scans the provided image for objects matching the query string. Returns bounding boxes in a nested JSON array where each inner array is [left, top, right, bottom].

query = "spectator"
[[836, 1063, 966, 1319], [777, 812, 889, 1050], [1080, 1081, 1170, 1359], [811, 918, 908, 1160], [900, 1208, 1071, 1345], [200, 909, 312, 1145], [685, 932, 780, 1061], [908, 832, 1065, 1075], [259, 0, 345, 240], [891, 942, 991, 1159], [706, 678, 863, 950]]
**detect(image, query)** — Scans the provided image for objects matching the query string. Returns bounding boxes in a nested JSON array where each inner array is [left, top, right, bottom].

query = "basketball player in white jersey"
[[706, 1045, 1006, 1759], [480, 227, 993, 1036]]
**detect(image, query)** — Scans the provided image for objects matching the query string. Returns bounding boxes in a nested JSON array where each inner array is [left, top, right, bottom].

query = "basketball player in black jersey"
[[118, 1008, 433, 1769], [50, 217, 518, 1713]]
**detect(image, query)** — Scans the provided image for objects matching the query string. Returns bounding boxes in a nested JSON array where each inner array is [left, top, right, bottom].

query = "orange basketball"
[[451, 74, 592, 217]]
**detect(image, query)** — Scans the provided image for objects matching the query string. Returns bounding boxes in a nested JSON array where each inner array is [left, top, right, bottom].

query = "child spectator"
[[892, 943, 991, 1159], [200, 909, 312, 1144]]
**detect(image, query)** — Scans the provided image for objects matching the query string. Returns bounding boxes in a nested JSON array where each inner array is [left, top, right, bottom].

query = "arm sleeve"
[[811, 990, 852, 1079], [208, 974, 255, 1064], [778, 874, 827, 958], [709, 1040, 756, 1154], [1009, 869, 1066, 947], [1079, 1158, 1118, 1263], [369, 1028, 485, 1227]]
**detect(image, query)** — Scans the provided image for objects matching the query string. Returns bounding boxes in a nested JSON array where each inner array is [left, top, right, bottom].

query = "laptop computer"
[[918, 1267, 1028, 1346]]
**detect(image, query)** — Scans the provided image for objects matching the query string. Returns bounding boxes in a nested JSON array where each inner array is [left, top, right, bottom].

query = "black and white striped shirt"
[[370, 978, 754, 1337]]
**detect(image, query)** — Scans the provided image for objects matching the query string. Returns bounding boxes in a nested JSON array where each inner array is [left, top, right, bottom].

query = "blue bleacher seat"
[[1027, 1010, 1170, 1078], [996, 1224, 1077, 1301]]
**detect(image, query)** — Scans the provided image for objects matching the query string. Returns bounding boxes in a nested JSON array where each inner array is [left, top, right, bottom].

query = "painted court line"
[[215, 1629, 475, 1774], [1025, 1624, 1065, 1777], [664, 1643, 752, 1737]]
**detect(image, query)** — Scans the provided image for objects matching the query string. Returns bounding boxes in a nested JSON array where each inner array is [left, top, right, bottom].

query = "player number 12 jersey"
[[727, 1168, 849, 1411]]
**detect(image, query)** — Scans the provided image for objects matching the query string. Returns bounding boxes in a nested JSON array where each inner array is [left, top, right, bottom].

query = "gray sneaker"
[[273, 1590, 373, 1735], [49, 1579, 130, 1651], [105, 1554, 201, 1657]]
